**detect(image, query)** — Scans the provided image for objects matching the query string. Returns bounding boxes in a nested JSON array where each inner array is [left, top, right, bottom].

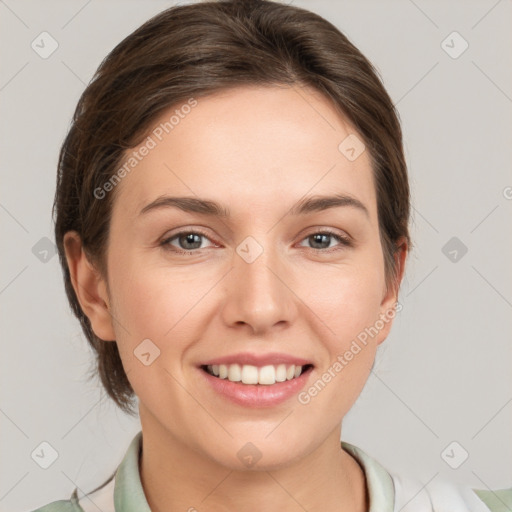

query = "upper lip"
[[200, 352, 313, 368]]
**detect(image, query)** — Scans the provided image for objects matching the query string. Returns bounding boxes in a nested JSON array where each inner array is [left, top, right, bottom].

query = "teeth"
[[205, 363, 307, 384], [275, 364, 287, 382], [228, 363, 241, 382], [219, 364, 228, 379], [241, 365, 259, 384], [259, 365, 276, 385]]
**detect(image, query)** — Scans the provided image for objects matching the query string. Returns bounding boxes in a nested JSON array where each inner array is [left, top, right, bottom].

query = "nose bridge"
[[223, 233, 295, 331], [239, 238, 280, 294]]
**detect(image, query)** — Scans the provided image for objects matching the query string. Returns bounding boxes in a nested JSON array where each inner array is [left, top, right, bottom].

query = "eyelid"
[[298, 228, 353, 250], [160, 227, 218, 249], [160, 226, 353, 255]]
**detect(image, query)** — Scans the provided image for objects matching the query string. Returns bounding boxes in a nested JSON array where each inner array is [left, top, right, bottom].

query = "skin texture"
[[64, 84, 407, 512]]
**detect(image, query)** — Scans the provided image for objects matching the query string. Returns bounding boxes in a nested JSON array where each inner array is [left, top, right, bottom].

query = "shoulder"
[[391, 471, 512, 512], [30, 433, 134, 512], [341, 441, 511, 512], [473, 487, 512, 512], [29, 476, 116, 512], [28, 489, 84, 512]]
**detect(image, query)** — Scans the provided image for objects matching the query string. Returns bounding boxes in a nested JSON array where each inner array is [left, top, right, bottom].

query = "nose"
[[220, 238, 298, 335]]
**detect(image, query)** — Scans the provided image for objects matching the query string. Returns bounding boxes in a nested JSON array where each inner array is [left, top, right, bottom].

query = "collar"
[[112, 431, 395, 511], [341, 441, 395, 512], [113, 431, 150, 512]]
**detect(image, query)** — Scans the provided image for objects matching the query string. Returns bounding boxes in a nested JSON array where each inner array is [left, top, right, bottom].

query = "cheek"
[[112, 274, 170, 337], [109, 249, 190, 330], [107, 267, 197, 403], [301, 258, 385, 343], [108, 258, 219, 362], [295, 255, 384, 407], [299, 269, 382, 411]]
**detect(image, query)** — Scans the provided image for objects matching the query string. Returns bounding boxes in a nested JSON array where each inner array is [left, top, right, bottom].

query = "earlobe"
[[63, 231, 116, 342]]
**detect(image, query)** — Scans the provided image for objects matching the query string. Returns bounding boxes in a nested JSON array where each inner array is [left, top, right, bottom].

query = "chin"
[[203, 435, 310, 472]]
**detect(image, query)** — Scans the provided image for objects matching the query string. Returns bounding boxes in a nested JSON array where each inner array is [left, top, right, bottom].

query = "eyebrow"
[[139, 193, 369, 219]]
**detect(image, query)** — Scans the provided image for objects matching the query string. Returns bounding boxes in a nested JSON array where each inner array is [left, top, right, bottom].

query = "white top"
[[32, 431, 511, 511]]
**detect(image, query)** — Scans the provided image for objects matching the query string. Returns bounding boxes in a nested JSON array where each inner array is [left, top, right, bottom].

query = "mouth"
[[200, 363, 315, 385], [197, 353, 315, 407]]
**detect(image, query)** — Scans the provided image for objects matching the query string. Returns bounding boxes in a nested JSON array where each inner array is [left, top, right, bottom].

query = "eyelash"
[[160, 228, 353, 255]]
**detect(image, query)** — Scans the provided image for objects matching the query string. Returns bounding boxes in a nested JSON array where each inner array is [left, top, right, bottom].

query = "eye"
[[298, 230, 352, 252], [160, 228, 352, 256], [161, 229, 216, 254]]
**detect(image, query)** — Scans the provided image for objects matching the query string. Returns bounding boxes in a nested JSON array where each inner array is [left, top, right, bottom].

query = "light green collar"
[[342, 441, 395, 512], [114, 431, 151, 512], [113, 431, 394, 511]]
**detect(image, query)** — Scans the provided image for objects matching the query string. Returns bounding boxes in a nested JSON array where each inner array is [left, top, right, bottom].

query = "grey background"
[[1, 0, 511, 510]]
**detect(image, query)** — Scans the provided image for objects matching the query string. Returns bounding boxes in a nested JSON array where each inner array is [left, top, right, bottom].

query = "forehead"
[[112, 85, 377, 222]]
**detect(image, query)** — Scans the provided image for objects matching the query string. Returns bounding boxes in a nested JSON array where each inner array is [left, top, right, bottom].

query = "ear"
[[63, 231, 116, 342], [375, 237, 408, 346]]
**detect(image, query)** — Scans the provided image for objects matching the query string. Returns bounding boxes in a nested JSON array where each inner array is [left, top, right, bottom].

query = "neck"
[[139, 417, 368, 512]]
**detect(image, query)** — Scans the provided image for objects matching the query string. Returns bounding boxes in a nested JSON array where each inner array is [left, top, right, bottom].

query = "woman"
[[32, 0, 510, 510]]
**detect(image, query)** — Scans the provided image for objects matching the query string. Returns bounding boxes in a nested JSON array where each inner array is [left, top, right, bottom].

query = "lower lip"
[[198, 366, 314, 408]]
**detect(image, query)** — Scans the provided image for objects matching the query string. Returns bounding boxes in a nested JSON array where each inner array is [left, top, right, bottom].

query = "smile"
[[202, 363, 314, 385], [199, 362, 314, 408]]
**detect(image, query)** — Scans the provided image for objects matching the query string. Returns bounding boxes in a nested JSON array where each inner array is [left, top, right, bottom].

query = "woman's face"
[[96, 85, 404, 469]]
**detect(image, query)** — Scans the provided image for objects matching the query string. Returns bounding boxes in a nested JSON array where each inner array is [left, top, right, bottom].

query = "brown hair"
[[54, 0, 411, 415]]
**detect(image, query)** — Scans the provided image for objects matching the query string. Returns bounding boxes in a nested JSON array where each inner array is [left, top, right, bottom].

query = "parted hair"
[[54, 0, 411, 415]]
